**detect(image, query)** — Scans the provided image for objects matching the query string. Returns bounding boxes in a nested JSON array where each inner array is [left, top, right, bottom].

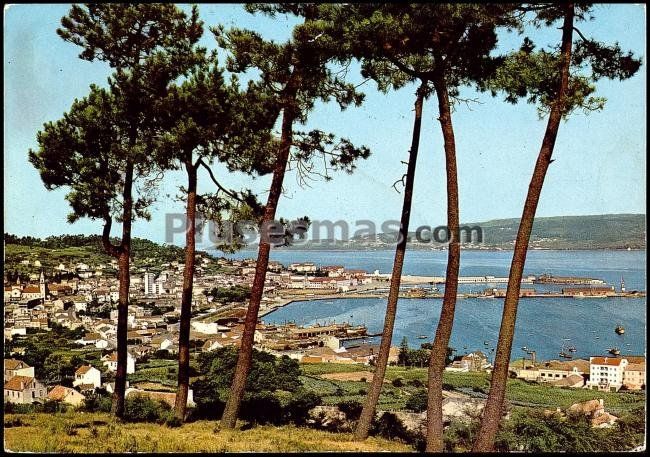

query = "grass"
[[298, 363, 645, 413], [3, 412, 413, 453]]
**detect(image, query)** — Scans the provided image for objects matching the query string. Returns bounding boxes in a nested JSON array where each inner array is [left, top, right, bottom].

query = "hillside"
[[3, 413, 412, 453], [3, 234, 222, 279], [285, 213, 645, 250]]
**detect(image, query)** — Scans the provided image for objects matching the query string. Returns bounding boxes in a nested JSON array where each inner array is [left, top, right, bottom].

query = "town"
[[4, 255, 645, 414]]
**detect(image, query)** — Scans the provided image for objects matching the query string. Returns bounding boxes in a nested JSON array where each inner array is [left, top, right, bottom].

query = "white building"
[[144, 271, 155, 296], [102, 352, 136, 374], [73, 365, 102, 389], [587, 356, 628, 392]]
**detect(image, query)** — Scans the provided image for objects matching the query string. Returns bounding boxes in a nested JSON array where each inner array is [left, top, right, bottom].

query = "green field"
[[299, 363, 646, 413]]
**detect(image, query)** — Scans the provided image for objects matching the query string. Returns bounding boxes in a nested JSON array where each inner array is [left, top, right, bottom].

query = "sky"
[[3, 4, 647, 246]]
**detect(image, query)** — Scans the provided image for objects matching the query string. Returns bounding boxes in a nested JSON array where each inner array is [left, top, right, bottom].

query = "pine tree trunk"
[[425, 74, 461, 452], [174, 161, 197, 420], [111, 160, 134, 418], [354, 82, 426, 441], [220, 97, 297, 430], [472, 5, 574, 451]]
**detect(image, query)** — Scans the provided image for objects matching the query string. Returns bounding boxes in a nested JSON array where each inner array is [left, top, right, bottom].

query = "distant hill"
[[284, 214, 646, 250], [3, 233, 222, 279]]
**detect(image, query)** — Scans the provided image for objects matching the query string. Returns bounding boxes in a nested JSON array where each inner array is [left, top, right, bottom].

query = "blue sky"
[[4, 4, 646, 245]]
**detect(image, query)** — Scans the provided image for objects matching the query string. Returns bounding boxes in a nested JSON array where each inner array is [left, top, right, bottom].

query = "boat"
[[568, 346, 577, 353], [521, 346, 528, 351], [559, 351, 573, 359], [608, 347, 621, 355], [417, 335, 428, 339], [483, 341, 489, 346], [595, 336, 600, 339], [615, 325, 625, 335]]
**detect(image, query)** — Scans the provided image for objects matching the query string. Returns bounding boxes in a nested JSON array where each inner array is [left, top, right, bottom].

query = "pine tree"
[[215, 4, 370, 429], [30, 4, 204, 418], [153, 50, 277, 421], [325, 4, 519, 446], [472, 4, 641, 451]]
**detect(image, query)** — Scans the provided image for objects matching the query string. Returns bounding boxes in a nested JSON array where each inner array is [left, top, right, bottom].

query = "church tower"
[[39, 270, 46, 299]]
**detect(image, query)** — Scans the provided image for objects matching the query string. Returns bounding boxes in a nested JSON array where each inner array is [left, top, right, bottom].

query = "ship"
[[608, 347, 621, 356], [568, 346, 577, 353], [559, 351, 573, 359], [417, 335, 428, 339], [615, 324, 625, 335]]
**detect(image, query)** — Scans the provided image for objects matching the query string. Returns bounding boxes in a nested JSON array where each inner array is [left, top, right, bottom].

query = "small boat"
[[521, 346, 528, 351], [559, 351, 573, 359], [595, 336, 600, 339], [615, 325, 625, 335], [568, 346, 577, 353], [417, 335, 428, 339], [608, 347, 621, 355]]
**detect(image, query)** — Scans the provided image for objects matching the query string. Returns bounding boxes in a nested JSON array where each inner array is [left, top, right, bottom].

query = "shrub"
[[239, 391, 283, 425], [408, 379, 424, 388], [190, 378, 224, 420], [41, 399, 67, 413], [405, 389, 428, 413], [81, 391, 113, 413], [337, 399, 363, 421], [360, 377, 367, 383], [358, 388, 367, 395], [123, 394, 171, 423], [371, 412, 410, 441], [392, 378, 404, 388], [284, 389, 322, 425]]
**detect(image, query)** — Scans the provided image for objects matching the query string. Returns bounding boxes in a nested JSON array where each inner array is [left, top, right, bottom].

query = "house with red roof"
[[4, 376, 46, 404], [47, 385, 86, 406], [587, 356, 628, 392], [73, 365, 101, 389]]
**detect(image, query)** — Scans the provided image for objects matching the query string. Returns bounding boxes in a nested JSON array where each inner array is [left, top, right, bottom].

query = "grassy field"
[[3, 412, 412, 453], [300, 363, 646, 413]]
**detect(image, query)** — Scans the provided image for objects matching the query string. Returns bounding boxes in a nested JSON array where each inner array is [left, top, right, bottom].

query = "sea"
[[213, 249, 647, 362]]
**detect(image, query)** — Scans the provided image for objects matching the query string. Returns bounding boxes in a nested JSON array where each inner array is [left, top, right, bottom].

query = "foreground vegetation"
[[3, 412, 411, 453]]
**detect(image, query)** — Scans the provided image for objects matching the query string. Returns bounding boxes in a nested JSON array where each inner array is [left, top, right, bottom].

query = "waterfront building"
[[587, 356, 628, 392]]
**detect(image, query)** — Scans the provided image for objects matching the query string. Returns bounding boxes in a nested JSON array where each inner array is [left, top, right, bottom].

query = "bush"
[[392, 378, 404, 388], [123, 394, 172, 423], [358, 388, 367, 395], [371, 412, 410, 441], [41, 399, 68, 414], [337, 399, 363, 421], [190, 378, 224, 420], [360, 377, 367, 383], [408, 379, 424, 388], [4, 402, 35, 414], [284, 389, 322, 425], [81, 392, 113, 413], [239, 391, 283, 425], [405, 389, 428, 413]]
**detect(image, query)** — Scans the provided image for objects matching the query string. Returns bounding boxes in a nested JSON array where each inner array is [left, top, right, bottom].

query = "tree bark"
[[472, 4, 574, 451], [354, 82, 426, 440], [220, 90, 298, 429], [174, 160, 198, 420], [425, 73, 461, 452], [111, 160, 134, 418]]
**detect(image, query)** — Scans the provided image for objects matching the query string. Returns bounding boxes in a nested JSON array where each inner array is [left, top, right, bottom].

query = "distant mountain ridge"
[[284, 213, 646, 250]]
